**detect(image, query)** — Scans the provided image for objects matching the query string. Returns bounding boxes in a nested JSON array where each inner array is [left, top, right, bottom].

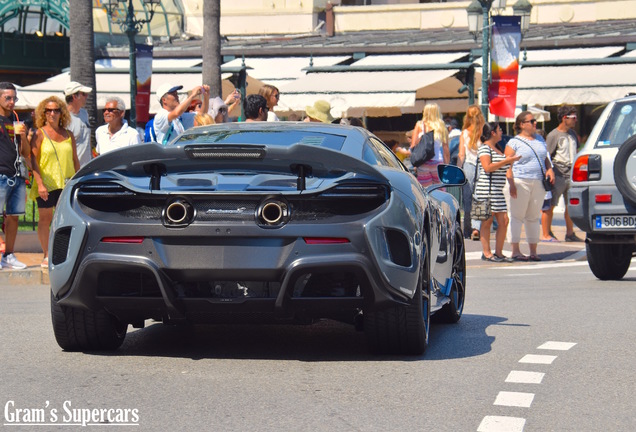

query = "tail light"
[[572, 154, 602, 182]]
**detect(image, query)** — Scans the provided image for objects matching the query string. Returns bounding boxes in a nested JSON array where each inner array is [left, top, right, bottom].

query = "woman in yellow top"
[[30, 96, 80, 268]]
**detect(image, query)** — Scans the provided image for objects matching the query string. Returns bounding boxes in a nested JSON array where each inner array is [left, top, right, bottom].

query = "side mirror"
[[438, 164, 467, 186]]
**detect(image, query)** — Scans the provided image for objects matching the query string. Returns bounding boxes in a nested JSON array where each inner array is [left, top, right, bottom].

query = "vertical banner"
[[136, 44, 153, 123], [488, 16, 521, 118]]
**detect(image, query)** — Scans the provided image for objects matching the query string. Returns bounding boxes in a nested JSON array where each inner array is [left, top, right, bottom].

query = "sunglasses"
[[3, 95, 18, 102], [104, 108, 120, 113], [44, 108, 61, 114], [565, 114, 577, 120], [523, 119, 537, 125]]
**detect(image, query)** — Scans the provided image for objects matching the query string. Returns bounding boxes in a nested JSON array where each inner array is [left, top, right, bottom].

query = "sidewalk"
[[463, 205, 588, 264]]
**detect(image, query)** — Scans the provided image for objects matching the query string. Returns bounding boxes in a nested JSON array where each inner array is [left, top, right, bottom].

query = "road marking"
[[519, 354, 557, 364], [505, 371, 545, 384], [477, 416, 526, 432], [501, 261, 590, 270], [537, 341, 577, 351], [493, 391, 535, 408]]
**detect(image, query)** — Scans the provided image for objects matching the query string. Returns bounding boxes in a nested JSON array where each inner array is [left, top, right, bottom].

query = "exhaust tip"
[[257, 199, 289, 227], [164, 198, 194, 226]]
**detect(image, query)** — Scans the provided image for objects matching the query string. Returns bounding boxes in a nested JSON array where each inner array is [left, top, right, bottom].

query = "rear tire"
[[586, 240, 632, 280], [50, 291, 127, 351], [365, 234, 430, 355], [438, 224, 465, 323]]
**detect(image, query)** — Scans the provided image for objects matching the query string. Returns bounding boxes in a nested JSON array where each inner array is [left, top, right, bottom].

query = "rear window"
[[596, 101, 636, 148], [174, 130, 346, 151]]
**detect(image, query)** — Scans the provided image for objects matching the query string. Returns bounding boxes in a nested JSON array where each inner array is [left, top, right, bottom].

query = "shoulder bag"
[[470, 147, 492, 221], [410, 122, 435, 167], [516, 137, 552, 192]]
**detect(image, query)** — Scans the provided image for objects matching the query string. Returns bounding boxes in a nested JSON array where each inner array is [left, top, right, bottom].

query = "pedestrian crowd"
[[1, 74, 582, 268]]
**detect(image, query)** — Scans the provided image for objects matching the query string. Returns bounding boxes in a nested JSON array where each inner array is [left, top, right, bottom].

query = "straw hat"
[[305, 100, 334, 124]]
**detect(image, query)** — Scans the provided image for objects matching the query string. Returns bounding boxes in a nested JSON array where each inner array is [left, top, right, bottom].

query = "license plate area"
[[594, 215, 636, 230]]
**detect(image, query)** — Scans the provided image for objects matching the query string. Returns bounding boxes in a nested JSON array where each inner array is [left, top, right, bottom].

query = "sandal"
[[482, 254, 504, 262], [494, 254, 514, 263], [41, 257, 49, 268], [529, 255, 542, 262], [511, 255, 529, 262]]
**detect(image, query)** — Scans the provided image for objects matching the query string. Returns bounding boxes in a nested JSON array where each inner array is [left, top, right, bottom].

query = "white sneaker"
[[1, 253, 27, 270]]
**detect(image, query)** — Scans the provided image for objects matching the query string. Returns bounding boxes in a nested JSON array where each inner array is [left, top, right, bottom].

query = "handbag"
[[410, 124, 435, 167], [470, 148, 493, 221], [516, 137, 553, 192]]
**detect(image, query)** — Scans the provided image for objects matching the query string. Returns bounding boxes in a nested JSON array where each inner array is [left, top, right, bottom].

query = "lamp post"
[[104, 0, 160, 129], [466, 0, 532, 118]]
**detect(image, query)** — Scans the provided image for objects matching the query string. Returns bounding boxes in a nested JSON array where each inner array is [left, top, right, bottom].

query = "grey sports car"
[[49, 122, 466, 355]]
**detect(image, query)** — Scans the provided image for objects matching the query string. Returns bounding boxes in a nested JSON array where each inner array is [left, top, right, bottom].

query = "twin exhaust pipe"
[[164, 197, 290, 227]]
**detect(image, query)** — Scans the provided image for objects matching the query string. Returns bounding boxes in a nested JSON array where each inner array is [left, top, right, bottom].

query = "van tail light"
[[569, 198, 580, 205], [572, 154, 602, 182], [595, 194, 612, 203]]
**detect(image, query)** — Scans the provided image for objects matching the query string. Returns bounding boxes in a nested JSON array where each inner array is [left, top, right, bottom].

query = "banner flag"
[[136, 44, 153, 123], [488, 16, 521, 118]]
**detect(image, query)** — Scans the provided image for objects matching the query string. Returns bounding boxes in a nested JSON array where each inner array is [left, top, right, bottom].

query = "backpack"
[[144, 118, 156, 143]]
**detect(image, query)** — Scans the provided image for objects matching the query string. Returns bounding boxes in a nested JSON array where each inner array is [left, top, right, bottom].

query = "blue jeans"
[[0, 174, 26, 215], [461, 163, 481, 235]]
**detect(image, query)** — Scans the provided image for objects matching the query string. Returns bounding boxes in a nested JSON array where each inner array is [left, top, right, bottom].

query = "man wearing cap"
[[64, 81, 93, 167], [154, 83, 209, 144], [304, 100, 334, 123]]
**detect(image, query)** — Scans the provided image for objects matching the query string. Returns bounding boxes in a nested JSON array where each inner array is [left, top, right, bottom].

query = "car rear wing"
[[75, 142, 389, 192]]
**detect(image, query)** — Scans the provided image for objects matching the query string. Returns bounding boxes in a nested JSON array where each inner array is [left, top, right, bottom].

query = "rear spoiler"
[[75, 143, 389, 191]]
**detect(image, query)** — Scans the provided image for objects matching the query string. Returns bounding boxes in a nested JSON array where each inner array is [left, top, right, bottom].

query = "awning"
[[517, 63, 636, 106], [278, 68, 469, 118], [523, 46, 623, 61], [15, 70, 264, 113], [221, 56, 351, 86]]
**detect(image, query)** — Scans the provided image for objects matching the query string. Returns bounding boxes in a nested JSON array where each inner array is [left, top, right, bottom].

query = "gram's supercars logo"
[[3, 400, 139, 427], [205, 207, 247, 215]]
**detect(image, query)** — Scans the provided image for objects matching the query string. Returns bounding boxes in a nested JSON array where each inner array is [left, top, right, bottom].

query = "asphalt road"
[[1, 259, 635, 431]]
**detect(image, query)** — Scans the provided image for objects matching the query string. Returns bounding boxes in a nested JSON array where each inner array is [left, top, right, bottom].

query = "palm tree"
[[202, 0, 222, 98], [69, 0, 97, 133]]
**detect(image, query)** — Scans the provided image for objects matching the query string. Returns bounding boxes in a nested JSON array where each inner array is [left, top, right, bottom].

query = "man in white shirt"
[[95, 97, 140, 155], [64, 81, 93, 167], [154, 83, 209, 144]]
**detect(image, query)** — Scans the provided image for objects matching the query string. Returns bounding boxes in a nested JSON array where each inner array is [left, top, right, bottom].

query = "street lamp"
[[466, 0, 532, 118], [104, 0, 160, 129]]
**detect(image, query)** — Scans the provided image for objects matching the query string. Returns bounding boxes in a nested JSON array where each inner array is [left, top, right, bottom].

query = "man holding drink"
[[0, 82, 29, 269]]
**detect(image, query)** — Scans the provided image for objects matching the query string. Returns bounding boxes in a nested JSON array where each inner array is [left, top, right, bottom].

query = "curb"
[[0, 268, 49, 285]]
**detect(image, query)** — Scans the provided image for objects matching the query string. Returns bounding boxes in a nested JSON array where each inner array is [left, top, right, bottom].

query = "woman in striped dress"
[[474, 122, 521, 262]]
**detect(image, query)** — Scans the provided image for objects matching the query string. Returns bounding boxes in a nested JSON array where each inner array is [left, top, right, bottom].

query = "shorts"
[[36, 189, 62, 209], [0, 174, 26, 215], [542, 197, 552, 211], [550, 174, 570, 207]]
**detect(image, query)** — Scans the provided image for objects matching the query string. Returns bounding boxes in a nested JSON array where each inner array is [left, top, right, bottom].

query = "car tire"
[[586, 240, 632, 280], [438, 224, 465, 323], [613, 134, 636, 207], [50, 291, 127, 351], [364, 233, 430, 355]]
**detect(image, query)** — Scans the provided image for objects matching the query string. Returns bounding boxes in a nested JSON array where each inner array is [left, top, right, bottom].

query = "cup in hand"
[[13, 121, 25, 136]]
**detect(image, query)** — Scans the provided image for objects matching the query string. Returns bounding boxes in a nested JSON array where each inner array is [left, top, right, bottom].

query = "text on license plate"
[[595, 215, 636, 229]]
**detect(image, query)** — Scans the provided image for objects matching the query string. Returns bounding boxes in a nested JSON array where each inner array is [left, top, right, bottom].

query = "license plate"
[[595, 215, 636, 229]]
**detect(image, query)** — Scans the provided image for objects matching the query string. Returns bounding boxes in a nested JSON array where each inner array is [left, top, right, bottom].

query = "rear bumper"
[[568, 185, 636, 240]]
